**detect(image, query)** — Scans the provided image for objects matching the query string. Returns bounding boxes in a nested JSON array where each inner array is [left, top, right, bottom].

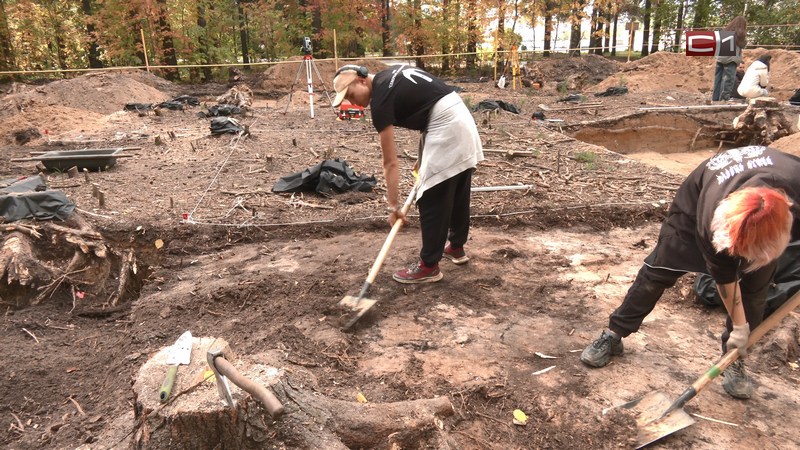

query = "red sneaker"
[[443, 244, 469, 265], [392, 261, 443, 284]]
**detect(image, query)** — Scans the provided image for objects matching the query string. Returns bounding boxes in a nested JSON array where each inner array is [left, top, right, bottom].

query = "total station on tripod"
[[301, 37, 313, 55]]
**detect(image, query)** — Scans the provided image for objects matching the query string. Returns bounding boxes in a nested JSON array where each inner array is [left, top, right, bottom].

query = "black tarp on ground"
[[272, 158, 377, 194], [595, 86, 629, 97], [471, 100, 521, 114], [199, 105, 243, 117], [0, 175, 75, 222], [694, 241, 800, 315], [210, 117, 244, 135]]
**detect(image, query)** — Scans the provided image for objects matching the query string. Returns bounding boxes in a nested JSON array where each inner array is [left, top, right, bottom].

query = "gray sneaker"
[[580, 330, 624, 368], [722, 360, 753, 399]]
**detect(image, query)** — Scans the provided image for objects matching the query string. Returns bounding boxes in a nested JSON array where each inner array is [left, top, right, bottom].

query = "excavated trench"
[[568, 109, 743, 173]]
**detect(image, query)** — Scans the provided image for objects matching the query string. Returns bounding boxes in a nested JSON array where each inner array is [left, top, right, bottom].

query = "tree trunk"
[[53, 29, 69, 71], [611, 13, 618, 56], [236, 0, 250, 67], [156, 0, 179, 80], [692, 0, 711, 29], [412, 0, 425, 70], [81, 0, 102, 68], [381, 0, 391, 56], [674, 0, 685, 52], [197, 5, 212, 82], [311, 2, 321, 58], [441, 0, 451, 72], [466, 0, 477, 69], [543, 12, 553, 56], [569, 7, 582, 56], [131, 342, 455, 449], [589, 7, 599, 54], [641, 0, 651, 57], [495, 0, 506, 74], [0, 0, 14, 74], [651, 0, 662, 54]]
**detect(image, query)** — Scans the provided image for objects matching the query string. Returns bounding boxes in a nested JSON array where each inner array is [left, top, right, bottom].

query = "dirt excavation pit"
[[2, 50, 800, 449]]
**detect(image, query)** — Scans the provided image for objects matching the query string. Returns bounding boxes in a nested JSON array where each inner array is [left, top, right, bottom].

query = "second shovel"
[[159, 330, 193, 403]]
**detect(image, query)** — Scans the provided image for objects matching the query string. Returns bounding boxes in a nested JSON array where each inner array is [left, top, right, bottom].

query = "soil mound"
[[0, 105, 106, 145], [0, 70, 174, 116], [259, 58, 389, 92], [772, 129, 800, 157], [529, 54, 621, 88], [0, 70, 176, 144], [593, 49, 800, 100]]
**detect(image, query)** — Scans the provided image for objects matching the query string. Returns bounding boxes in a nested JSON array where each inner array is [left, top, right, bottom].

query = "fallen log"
[[131, 338, 454, 449]]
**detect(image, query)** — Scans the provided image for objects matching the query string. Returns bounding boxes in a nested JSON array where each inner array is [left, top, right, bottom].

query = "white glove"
[[727, 323, 750, 357]]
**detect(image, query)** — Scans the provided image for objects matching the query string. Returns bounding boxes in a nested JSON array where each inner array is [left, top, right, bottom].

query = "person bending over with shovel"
[[332, 65, 483, 283], [581, 146, 800, 400]]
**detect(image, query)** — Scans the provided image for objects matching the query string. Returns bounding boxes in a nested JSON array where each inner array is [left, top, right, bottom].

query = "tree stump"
[[0, 213, 134, 310], [131, 337, 455, 449], [718, 97, 797, 146]]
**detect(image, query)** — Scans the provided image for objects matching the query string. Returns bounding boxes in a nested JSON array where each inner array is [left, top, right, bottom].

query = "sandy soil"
[[1, 51, 799, 450]]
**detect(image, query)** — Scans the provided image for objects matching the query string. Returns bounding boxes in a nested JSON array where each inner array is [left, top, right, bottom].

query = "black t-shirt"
[[667, 146, 800, 282], [370, 66, 454, 132]]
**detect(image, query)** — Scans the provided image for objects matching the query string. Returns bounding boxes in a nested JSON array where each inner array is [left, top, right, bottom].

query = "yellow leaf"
[[204, 370, 216, 383], [356, 392, 368, 403], [512, 409, 528, 426], [155, 239, 164, 249]]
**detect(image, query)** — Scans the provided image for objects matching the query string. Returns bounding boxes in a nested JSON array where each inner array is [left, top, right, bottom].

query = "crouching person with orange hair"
[[581, 146, 800, 400]]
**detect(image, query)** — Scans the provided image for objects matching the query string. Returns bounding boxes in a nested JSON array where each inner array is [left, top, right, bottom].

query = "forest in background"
[[0, 0, 798, 81]]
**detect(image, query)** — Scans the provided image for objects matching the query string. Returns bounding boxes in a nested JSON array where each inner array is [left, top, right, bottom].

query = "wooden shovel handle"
[[364, 183, 419, 285], [664, 290, 800, 417], [693, 290, 800, 393], [214, 357, 284, 418]]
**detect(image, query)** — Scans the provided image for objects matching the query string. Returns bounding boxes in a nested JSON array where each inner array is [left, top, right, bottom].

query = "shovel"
[[610, 290, 800, 448], [158, 330, 193, 403], [339, 181, 420, 330]]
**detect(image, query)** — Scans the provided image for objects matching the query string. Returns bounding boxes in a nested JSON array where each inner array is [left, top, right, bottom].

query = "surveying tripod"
[[283, 51, 336, 118]]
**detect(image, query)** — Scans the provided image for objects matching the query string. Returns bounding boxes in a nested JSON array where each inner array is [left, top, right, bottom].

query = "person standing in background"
[[712, 16, 747, 102]]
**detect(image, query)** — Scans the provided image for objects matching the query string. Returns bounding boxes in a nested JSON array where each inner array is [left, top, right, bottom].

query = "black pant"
[[416, 169, 473, 266], [608, 261, 776, 349]]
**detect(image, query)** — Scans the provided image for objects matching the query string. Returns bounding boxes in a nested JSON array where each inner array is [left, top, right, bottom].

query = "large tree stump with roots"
[[131, 337, 455, 449], [0, 213, 136, 310], [716, 97, 797, 146]]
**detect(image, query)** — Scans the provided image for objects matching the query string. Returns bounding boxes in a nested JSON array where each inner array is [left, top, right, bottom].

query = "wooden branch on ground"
[[40, 222, 102, 240], [107, 250, 135, 307], [2, 224, 42, 239], [31, 251, 85, 305]]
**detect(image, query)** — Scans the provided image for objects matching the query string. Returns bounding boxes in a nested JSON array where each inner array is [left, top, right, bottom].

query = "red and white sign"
[[686, 31, 737, 57]]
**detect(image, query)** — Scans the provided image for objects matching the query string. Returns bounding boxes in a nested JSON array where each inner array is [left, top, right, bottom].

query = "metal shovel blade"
[[166, 331, 193, 366], [339, 295, 377, 329], [607, 391, 696, 449]]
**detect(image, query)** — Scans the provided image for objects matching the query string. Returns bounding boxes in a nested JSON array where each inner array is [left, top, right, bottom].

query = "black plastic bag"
[[471, 100, 520, 114], [272, 158, 377, 194]]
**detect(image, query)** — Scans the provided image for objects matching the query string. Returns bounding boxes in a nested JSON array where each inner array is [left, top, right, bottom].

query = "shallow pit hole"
[[569, 110, 742, 174]]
